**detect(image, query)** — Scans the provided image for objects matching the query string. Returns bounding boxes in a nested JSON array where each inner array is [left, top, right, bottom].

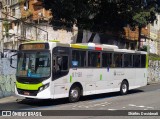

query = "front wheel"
[[120, 81, 129, 95], [69, 86, 81, 103]]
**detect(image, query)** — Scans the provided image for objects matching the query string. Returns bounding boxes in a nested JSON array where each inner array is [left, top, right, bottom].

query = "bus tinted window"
[[133, 55, 141, 68], [88, 51, 100, 67], [124, 54, 133, 68], [102, 53, 112, 67], [113, 53, 123, 68], [72, 50, 86, 67], [141, 54, 146, 68]]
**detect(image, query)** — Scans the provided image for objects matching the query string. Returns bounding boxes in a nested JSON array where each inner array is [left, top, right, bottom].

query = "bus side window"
[[133, 55, 140, 68], [114, 53, 122, 68], [88, 51, 100, 68], [141, 54, 146, 68], [102, 52, 112, 68], [124, 54, 133, 68], [72, 50, 86, 68]]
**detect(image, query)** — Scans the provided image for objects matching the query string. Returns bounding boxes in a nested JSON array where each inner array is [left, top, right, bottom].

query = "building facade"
[[148, 14, 160, 55], [0, 0, 3, 54]]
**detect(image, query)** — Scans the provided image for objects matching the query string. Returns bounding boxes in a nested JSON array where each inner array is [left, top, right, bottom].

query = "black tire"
[[69, 86, 81, 103], [120, 81, 129, 95]]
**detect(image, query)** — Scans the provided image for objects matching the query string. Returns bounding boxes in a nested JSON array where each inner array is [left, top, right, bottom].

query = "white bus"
[[12, 41, 148, 102]]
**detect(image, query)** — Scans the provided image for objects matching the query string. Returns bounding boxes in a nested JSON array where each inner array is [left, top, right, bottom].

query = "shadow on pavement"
[[17, 89, 144, 107]]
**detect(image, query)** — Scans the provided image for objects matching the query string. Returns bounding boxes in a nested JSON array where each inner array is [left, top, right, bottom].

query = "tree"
[[123, 0, 158, 49], [43, 0, 160, 47]]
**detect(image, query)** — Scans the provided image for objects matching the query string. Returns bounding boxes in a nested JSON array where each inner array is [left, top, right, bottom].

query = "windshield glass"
[[17, 51, 50, 78]]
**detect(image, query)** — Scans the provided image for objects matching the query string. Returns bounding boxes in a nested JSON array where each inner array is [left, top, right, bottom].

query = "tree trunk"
[[76, 30, 83, 43], [88, 32, 96, 43], [138, 26, 142, 50]]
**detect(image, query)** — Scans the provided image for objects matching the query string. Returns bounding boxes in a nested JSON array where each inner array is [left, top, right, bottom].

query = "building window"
[[12, 8, 15, 16], [24, 0, 29, 10]]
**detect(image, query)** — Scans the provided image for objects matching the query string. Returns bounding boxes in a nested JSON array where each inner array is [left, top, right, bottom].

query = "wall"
[[0, 0, 2, 53], [148, 60, 160, 83], [0, 58, 16, 98]]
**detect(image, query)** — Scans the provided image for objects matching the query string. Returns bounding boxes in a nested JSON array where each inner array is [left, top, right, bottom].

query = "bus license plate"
[[24, 91, 30, 96]]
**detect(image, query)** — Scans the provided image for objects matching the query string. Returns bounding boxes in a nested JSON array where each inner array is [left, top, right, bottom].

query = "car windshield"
[[17, 51, 50, 78]]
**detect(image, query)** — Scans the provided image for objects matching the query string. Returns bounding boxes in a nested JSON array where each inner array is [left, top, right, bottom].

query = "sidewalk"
[[147, 80, 160, 85], [0, 95, 24, 104]]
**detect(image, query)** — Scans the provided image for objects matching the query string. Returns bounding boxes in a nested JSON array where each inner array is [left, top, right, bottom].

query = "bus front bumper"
[[15, 86, 52, 99]]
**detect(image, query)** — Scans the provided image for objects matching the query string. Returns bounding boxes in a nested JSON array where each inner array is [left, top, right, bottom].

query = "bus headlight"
[[39, 83, 50, 92]]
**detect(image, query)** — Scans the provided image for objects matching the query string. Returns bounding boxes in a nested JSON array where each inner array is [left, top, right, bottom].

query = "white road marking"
[[146, 107, 154, 109], [122, 107, 126, 108], [128, 104, 154, 109], [102, 105, 106, 107], [129, 104, 136, 107], [108, 109, 117, 110], [72, 102, 111, 109], [138, 106, 145, 108]]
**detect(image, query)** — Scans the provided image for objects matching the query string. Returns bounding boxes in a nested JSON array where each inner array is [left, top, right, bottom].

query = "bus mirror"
[[10, 54, 17, 69]]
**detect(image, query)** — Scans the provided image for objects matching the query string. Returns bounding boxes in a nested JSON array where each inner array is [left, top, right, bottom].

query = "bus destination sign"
[[20, 43, 49, 50]]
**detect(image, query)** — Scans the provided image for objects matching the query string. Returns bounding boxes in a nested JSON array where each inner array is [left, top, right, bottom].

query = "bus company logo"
[[2, 111, 12, 116]]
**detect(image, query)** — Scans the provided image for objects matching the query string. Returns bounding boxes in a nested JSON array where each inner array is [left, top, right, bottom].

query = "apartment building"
[[0, 0, 3, 54], [148, 14, 160, 55]]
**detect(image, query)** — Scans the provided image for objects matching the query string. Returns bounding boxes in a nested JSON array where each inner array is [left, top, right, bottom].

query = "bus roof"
[[21, 41, 147, 54]]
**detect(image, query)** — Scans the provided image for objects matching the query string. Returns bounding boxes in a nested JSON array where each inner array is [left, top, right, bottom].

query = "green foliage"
[[42, 0, 160, 33], [140, 45, 148, 51]]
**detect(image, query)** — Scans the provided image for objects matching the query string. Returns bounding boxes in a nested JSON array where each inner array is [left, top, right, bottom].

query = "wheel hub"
[[122, 84, 127, 93], [71, 89, 78, 98]]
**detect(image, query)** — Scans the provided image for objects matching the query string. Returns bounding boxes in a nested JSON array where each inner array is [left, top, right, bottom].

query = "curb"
[[147, 81, 160, 85]]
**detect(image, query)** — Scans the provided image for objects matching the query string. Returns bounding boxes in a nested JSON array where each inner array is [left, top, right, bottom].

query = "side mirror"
[[10, 54, 17, 69]]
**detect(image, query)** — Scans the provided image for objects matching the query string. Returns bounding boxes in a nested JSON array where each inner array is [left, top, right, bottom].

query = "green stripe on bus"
[[100, 74, 102, 80], [16, 81, 43, 90], [146, 54, 149, 68], [70, 75, 72, 83], [80, 45, 88, 49]]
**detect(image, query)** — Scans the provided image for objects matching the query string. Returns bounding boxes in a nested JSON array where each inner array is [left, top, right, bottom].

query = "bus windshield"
[[17, 51, 50, 78]]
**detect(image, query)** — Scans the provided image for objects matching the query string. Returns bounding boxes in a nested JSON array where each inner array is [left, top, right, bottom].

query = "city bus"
[[11, 41, 148, 102]]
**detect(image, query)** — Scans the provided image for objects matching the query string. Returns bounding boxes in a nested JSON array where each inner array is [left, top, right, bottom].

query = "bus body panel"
[[14, 42, 148, 100]]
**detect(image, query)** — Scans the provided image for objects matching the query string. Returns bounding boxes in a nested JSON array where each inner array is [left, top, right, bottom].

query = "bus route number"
[[72, 72, 82, 78]]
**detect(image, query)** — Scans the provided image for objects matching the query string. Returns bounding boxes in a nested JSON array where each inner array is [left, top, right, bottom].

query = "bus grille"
[[17, 88, 38, 96]]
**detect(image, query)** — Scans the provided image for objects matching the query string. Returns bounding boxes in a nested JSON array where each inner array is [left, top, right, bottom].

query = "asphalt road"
[[0, 83, 160, 119]]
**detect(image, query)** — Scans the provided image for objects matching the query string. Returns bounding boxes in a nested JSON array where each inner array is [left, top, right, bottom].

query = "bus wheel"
[[69, 86, 81, 103], [120, 81, 128, 95]]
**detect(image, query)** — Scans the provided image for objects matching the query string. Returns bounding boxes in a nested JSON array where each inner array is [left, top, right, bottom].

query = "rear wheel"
[[69, 86, 81, 103], [120, 81, 129, 95]]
